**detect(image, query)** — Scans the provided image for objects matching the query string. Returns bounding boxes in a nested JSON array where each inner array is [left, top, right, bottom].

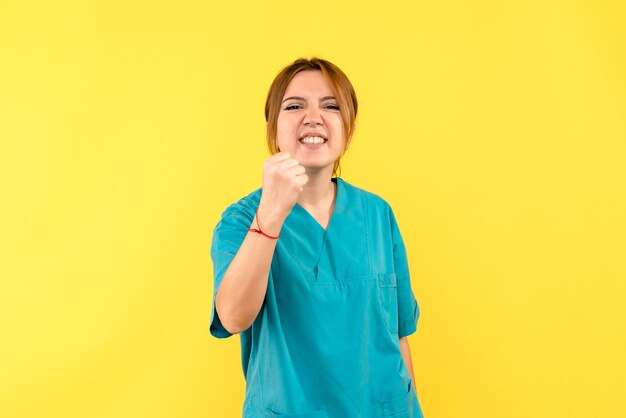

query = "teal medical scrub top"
[[210, 177, 423, 418]]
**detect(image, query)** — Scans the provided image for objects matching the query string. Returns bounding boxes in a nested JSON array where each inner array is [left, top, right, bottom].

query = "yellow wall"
[[1, 1, 624, 417]]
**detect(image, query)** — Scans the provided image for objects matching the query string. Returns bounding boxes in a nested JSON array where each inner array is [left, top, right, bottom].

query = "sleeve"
[[209, 203, 253, 339], [389, 204, 421, 338]]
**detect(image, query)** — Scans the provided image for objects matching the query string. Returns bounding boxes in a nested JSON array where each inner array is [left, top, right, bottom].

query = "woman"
[[210, 57, 424, 418]]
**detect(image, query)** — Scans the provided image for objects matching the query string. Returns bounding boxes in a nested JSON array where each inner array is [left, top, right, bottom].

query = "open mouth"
[[299, 136, 327, 145]]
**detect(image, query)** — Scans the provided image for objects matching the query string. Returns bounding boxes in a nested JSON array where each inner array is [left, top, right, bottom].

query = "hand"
[[258, 152, 308, 220]]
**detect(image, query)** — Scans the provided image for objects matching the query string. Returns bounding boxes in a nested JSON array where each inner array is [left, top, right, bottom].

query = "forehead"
[[283, 70, 333, 98]]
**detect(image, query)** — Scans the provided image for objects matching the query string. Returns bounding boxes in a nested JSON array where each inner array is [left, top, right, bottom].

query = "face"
[[274, 70, 345, 174]]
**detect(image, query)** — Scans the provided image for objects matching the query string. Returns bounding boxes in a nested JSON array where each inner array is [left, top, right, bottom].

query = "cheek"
[[330, 120, 344, 139], [330, 115, 343, 129], [277, 117, 298, 134]]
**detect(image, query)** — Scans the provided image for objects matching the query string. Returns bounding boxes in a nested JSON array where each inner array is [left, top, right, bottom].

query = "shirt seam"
[[362, 188, 373, 275]]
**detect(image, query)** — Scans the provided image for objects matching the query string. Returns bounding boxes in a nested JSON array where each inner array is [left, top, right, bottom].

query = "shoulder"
[[339, 177, 393, 214], [218, 186, 262, 223]]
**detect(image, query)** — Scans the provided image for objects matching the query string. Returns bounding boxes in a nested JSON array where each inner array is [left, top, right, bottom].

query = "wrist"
[[252, 202, 286, 237]]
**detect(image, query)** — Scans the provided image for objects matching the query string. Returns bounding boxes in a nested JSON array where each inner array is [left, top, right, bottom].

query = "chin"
[[302, 162, 336, 171]]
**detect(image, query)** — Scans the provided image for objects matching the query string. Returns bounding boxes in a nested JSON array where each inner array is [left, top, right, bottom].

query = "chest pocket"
[[264, 407, 330, 417], [377, 273, 399, 335]]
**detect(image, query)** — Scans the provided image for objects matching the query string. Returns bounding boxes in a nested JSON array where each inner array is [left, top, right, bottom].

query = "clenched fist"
[[257, 152, 308, 225]]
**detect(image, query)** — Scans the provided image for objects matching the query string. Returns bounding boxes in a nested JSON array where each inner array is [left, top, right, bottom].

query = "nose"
[[303, 107, 323, 127]]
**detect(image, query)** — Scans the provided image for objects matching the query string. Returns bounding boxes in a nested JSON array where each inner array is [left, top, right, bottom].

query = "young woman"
[[210, 57, 424, 418]]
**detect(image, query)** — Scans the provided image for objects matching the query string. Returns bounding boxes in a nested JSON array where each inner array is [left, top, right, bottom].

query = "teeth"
[[300, 136, 326, 144]]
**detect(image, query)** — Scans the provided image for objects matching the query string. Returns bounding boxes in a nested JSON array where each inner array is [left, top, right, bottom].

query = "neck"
[[297, 166, 336, 208]]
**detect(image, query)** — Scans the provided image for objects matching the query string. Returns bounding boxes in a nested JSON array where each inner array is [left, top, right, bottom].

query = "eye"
[[284, 104, 302, 110], [325, 104, 340, 110]]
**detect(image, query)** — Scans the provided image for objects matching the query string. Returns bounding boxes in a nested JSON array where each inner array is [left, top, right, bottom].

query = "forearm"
[[399, 336, 416, 390], [215, 203, 286, 334]]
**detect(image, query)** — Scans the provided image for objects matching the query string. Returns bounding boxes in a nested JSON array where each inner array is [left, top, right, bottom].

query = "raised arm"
[[213, 151, 308, 335]]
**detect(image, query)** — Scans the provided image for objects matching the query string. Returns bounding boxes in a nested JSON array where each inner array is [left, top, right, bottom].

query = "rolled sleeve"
[[389, 205, 420, 338], [209, 204, 253, 339]]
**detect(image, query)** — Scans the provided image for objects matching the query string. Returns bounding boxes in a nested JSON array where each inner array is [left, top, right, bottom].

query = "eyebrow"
[[282, 96, 336, 103]]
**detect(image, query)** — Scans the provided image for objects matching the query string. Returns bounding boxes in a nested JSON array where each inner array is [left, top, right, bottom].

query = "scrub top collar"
[[292, 177, 344, 234]]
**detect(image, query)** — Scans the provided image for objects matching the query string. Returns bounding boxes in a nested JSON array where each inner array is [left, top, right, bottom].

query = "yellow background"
[[1, 0, 624, 417]]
